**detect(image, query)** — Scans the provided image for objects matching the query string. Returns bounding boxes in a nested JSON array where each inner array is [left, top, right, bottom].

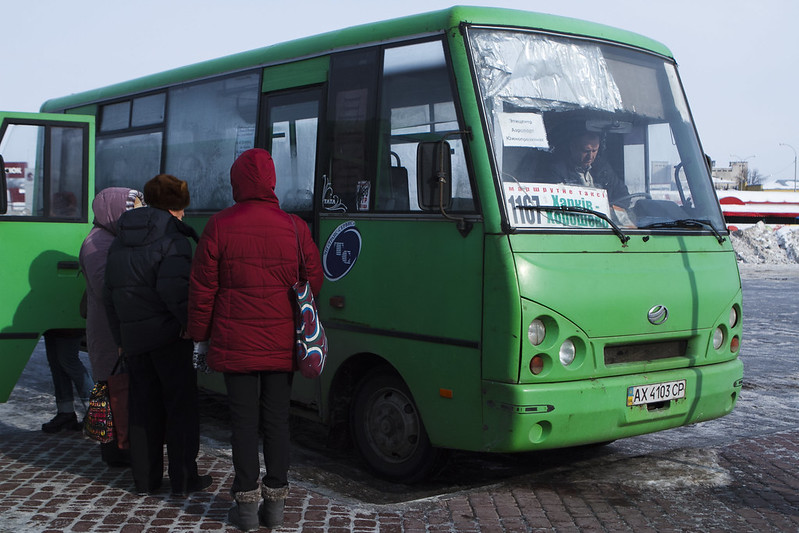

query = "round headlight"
[[559, 339, 576, 366], [528, 319, 546, 346], [712, 327, 724, 350], [729, 307, 738, 328]]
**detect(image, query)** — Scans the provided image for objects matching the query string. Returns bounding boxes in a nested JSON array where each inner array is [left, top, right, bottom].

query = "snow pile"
[[729, 222, 799, 264]]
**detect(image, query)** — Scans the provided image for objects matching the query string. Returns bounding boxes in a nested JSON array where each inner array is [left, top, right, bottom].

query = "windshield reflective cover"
[[468, 28, 725, 234]]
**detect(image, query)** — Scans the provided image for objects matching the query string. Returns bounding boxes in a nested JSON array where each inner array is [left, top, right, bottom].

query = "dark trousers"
[[127, 338, 200, 493], [224, 371, 293, 493], [44, 332, 92, 413]]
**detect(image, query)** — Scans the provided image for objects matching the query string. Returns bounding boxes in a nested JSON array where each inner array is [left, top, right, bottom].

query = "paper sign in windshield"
[[497, 112, 549, 148], [504, 182, 611, 228]]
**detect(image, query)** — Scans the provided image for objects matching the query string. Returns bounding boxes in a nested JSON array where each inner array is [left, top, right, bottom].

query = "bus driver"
[[545, 130, 630, 206]]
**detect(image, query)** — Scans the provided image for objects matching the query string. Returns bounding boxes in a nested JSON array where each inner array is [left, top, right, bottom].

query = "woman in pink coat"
[[188, 148, 322, 531], [79, 187, 144, 466]]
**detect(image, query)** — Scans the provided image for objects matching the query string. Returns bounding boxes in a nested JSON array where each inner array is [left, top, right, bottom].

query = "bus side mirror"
[[416, 141, 452, 211], [0, 155, 7, 215]]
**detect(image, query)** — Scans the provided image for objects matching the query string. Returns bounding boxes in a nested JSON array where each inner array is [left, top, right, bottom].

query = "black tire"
[[350, 369, 441, 483]]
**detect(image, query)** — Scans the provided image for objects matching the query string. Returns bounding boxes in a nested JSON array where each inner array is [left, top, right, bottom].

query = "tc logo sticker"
[[323, 222, 361, 281]]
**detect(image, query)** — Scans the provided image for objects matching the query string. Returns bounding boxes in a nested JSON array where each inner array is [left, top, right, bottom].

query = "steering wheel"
[[611, 192, 651, 206]]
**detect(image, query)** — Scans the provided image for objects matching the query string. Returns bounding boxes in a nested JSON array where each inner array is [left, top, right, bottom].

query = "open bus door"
[[0, 112, 95, 402]]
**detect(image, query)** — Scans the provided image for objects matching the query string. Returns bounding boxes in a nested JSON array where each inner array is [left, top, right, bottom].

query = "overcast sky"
[[3, 0, 797, 184]]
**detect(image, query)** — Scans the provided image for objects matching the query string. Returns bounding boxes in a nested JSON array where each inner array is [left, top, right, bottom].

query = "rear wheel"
[[350, 369, 441, 483]]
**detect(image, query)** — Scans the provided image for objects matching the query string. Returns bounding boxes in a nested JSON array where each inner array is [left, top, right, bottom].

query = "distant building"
[[711, 160, 748, 190]]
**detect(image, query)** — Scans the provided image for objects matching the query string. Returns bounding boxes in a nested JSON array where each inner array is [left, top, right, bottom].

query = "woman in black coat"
[[104, 174, 211, 496]]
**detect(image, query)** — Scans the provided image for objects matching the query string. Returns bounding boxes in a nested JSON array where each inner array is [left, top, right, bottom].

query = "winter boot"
[[259, 484, 289, 528], [228, 486, 261, 532], [42, 412, 81, 433]]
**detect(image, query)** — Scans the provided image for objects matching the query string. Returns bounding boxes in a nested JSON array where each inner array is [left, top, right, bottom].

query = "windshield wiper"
[[639, 219, 725, 244], [516, 204, 630, 246]]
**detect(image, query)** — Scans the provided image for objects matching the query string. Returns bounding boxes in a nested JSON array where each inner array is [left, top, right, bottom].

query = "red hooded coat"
[[188, 149, 323, 373]]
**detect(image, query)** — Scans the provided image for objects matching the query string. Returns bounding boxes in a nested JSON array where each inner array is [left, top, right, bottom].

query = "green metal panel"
[[317, 216, 485, 446], [0, 232, 90, 403], [66, 104, 98, 117], [262, 56, 329, 92], [514, 245, 740, 338], [479, 358, 742, 452], [480, 234, 522, 383]]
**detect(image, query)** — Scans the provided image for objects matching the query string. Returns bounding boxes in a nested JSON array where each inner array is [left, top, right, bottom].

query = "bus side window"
[[326, 50, 379, 213], [96, 95, 163, 195], [165, 73, 260, 212], [48, 126, 85, 220], [265, 88, 322, 216]]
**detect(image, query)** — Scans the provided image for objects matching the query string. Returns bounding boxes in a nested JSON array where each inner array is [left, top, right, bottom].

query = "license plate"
[[627, 379, 686, 406]]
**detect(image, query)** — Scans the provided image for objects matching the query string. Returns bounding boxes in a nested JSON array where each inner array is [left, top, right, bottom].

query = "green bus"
[[1, 6, 742, 482]]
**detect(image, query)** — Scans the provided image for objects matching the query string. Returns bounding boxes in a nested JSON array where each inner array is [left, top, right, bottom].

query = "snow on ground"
[[729, 221, 799, 265]]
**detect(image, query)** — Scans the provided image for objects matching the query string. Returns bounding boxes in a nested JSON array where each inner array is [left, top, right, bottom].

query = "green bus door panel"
[[0, 248, 85, 402], [317, 217, 486, 447], [0, 112, 94, 402]]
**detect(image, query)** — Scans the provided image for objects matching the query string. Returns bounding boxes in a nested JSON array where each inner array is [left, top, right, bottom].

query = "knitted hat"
[[143, 174, 190, 211]]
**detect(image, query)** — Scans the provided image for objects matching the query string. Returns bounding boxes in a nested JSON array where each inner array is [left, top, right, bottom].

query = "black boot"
[[101, 440, 131, 467], [229, 486, 261, 532], [259, 484, 289, 529], [173, 474, 213, 496], [42, 412, 82, 433]]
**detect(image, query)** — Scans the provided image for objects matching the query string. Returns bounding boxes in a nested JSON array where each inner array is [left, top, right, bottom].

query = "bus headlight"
[[528, 319, 546, 346], [559, 340, 576, 366], [712, 327, 724, 350], [729, 307, 739, 328]]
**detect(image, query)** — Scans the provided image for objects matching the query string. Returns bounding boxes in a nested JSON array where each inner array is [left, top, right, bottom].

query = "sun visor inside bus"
[[586, 119, 632, 134]]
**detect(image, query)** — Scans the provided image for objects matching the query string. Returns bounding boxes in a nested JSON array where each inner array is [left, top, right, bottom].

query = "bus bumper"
[[480, 358, 743, 452]]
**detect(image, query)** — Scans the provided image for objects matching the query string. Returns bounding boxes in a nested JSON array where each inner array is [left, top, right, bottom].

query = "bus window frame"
[[0, 154, 7, 214], [0, 117, 91, 223], [317, 35, 479, 219], [261, 84, 327, 226]]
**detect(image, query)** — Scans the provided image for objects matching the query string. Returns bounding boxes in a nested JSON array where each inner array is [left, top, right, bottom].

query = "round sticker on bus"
[[323, 221, 361, 281]]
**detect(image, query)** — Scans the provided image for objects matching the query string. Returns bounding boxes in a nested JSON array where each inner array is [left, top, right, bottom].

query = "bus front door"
[[0, 112, 94, 402]]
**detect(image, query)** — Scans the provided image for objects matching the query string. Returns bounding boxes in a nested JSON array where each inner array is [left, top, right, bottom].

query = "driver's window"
[[377, 40, 475, 213]]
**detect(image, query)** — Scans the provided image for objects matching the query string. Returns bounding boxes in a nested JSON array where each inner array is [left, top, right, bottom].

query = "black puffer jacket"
[[104, 206, 199, 356]]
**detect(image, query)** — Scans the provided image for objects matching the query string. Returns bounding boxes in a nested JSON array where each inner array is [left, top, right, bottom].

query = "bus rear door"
[[0, 112, 94, 402]]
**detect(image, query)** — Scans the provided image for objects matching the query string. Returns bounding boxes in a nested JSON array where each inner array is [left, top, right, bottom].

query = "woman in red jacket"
[[188, 148, 322, 531]]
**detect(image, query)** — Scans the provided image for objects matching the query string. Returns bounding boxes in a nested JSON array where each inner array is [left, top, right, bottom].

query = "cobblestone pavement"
[[1, 423, 797, 532], [2, 266, 798, 532]]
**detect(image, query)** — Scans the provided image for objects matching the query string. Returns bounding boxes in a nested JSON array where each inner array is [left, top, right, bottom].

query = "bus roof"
[[41, 5, 672, 112]]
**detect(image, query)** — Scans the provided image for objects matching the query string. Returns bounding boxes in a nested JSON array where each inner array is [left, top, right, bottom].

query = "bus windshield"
[[468, 28, 725, 234]]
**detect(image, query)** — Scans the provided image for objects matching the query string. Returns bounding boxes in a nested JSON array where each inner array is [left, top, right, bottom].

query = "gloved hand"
[[192, 341, 212, 374]]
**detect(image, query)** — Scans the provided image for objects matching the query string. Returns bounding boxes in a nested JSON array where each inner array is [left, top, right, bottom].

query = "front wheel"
[[350, 369, 442, 483]]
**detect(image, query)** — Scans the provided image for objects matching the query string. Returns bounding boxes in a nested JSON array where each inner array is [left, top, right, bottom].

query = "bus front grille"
[[604, 340, 688, 365]]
